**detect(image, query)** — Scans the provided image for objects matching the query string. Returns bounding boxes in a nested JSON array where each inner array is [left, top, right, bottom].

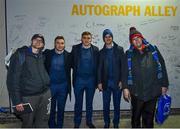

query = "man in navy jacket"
[[71, 31, 99, 128], [44, 36, 71, 128], [98, 29, 126, 128]]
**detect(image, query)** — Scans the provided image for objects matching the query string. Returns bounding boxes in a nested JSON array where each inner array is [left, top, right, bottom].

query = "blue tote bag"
[[155, 94, 171, 124]]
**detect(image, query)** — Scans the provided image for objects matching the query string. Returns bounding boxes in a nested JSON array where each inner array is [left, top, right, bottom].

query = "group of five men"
[[7, 27, 169, 128]]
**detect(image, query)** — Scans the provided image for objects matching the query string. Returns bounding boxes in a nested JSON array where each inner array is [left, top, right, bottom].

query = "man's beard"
[[31, 44, 44, 50]]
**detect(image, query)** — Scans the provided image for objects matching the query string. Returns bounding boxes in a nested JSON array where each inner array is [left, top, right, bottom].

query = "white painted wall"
[[1, 0, 180, 111], [0, 0, 9, 107]]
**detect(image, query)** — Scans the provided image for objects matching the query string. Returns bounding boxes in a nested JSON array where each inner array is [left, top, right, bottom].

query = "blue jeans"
[[74, 77, 95, 127], [103, 86, 122, 126], [49, 83, 68, 128]]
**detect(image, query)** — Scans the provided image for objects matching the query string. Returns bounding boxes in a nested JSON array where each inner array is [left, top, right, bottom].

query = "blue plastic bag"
[[155, 94, 171, 124]]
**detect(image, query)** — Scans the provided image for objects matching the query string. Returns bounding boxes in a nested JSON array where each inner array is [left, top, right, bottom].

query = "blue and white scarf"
[[127, 39, 163, 85]]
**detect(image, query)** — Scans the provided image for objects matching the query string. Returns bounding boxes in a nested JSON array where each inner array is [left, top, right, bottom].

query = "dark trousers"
[[103, 87, 122, 126], [20, 89, 51, 128], [49, 84, 68, 128], [131, 95, 157, 128], [74, 77, 95, 127]]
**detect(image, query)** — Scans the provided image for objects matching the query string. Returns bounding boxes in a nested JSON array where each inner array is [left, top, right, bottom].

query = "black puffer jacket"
[[123, 47, 169, 101]]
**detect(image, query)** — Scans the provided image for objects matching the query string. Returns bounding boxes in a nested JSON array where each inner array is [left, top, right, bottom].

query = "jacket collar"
[[103, 41, 118, 50]]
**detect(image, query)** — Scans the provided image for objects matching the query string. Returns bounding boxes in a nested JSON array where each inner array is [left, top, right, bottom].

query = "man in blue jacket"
[[44, 36, 71, 128], [98, 29, 126, 128], [71, 31, 99, 128]]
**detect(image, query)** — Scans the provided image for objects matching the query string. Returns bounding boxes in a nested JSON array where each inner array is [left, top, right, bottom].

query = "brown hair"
[[54, 36, 65, 43], [81, 31, 92, 38]]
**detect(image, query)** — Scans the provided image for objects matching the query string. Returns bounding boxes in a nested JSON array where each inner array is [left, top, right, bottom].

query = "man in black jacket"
[[44, 36, 71, 128], [97, 29, 125, 128], [71, 31, 99, 128], [6, 34, 51, 128], [123, 27, 169, 128]]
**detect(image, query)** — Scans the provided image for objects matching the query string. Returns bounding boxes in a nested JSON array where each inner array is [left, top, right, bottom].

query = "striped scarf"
[[127, 39, 163, 85]]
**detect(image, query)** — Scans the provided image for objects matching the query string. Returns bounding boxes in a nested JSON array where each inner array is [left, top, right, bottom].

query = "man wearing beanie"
[[123, 27, 169, 128], [71, 31, 99, 128], [98, 29, 126, 128], [7, 34, 51, 128]]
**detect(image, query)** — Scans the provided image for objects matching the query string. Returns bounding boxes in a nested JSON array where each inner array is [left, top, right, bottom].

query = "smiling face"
[[81, 31, 92, 47], [104, 34, 113, 45], [55, 39, 65, 52], [31, 37, 44, 50], [131, 36, 143, 50], [81, 34, 92, 47]]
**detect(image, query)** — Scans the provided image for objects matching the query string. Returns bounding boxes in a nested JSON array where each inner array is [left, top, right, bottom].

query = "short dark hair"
[[54, 36, 65, 43], [81, 31, 92, 38], [31, 34, 45, 44]]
